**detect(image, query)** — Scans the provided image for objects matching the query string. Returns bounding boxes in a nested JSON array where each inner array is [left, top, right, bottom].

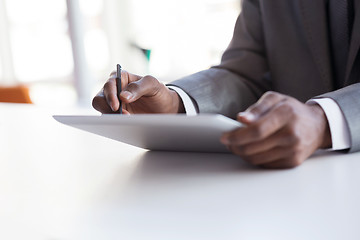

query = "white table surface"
[[1, 103, 360, 240]]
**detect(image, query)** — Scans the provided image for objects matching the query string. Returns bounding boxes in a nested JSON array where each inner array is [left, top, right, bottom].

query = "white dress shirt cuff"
[[307, 98, 351, 150], [168, 86, 197, 116]]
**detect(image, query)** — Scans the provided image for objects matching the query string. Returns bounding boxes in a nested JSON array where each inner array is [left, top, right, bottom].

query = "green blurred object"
[[143, 49, 151, 62], [131, 43, 151, 62]]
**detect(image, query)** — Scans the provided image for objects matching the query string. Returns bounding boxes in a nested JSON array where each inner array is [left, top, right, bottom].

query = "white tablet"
[[53, 114, 242, 153]]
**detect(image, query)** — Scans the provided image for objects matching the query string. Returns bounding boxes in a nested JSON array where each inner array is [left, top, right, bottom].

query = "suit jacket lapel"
[[298, 0, 333, 90], [345, 0, 360, 85]]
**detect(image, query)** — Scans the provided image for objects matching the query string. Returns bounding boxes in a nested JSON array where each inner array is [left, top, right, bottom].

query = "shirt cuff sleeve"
[[168, 86, 197, 116], [307, 98, 350, 150]]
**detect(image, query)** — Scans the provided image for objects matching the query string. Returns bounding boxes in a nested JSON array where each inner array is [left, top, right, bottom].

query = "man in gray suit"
[[93, 0, 360, 168]]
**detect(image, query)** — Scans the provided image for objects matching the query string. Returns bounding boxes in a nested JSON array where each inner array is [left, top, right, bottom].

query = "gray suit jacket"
[[169, 0, 360, 152]]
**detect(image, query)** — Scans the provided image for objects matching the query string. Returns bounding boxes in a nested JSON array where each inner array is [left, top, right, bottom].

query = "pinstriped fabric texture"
[[329, 0, 354, 87]]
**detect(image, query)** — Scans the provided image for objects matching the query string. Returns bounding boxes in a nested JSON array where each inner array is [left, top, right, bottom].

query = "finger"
[[237, 91, 286, 124], [92, 90, 114, 113], [232, 128, 294, 156], [103, 69, 144, 111], [231, 146, 294, 166], [110, 69, 142, 84], [109, 70, 116, 78], [221, 101, 293, 145], [120, 75, 162, 103], [125, 71, 142, 83], [109, 70, 143, 99], [102, 75, 120, 111], [122, 109, 131, 115]]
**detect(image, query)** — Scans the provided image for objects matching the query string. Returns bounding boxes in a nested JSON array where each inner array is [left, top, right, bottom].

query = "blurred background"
[[0, 0, 240, 108]]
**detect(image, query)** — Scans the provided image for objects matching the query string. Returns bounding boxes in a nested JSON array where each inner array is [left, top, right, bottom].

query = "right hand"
[[92, 70, 185, 114]]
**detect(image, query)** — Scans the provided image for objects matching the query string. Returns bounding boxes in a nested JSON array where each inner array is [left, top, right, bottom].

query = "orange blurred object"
[[0, 85, 32, 104]]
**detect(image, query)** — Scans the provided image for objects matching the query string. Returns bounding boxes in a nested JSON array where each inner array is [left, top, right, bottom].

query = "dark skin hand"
[[92, 70, 185, 114], [93, 71, 331, 169], [221, 91, 332, 169]]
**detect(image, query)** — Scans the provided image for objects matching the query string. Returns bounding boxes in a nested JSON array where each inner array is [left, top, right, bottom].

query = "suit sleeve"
[[168, 0, 271, 118], [315, 83, 360, 153]]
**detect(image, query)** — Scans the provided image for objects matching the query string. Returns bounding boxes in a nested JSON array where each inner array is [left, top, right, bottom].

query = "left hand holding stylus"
[[92, 70, 185, 114]]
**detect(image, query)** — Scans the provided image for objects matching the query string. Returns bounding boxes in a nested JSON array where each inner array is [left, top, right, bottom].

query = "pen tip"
[[117, 64, 121, 69]]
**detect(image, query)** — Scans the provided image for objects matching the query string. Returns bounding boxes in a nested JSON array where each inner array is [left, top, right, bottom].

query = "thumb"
[[237, 92, 286, 123], [237, 111, 256, 124], [120, 75, 160, 103]]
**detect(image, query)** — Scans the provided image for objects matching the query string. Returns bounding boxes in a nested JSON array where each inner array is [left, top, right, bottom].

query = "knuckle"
[[286, 125, 300, 140], [248, 106, 261, 116], [228, 134, 240, 144], [241, 145, 251, 155], [251, 124, 266, 139], [143, 75, 157, 82], [288, 135, 300, 146], [264, 91, 277, 98], [103, 81, 114, 91], [104, 82, 110, 88], [253, 129, 262, 140], [144, 75, 161, 87], [280, 101, 292, 111], [280, 101, 295, 116], [128, 82, 140, 91], [141, 75, 162, 93], [292, 129, 302, 144], [263, 91, 283, 100], [121, 69, 128, 76], [233, 145, 250, 156]]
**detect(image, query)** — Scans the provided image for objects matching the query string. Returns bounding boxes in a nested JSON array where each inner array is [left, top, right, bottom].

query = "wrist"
[[310, 104, 332, 149], [169, 89, 185, 113]]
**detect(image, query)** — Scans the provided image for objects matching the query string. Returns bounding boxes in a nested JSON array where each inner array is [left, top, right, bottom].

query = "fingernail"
[[109, 101, 115, 112], [120, 91, 133, 100], [238, 112, 256, 122]]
